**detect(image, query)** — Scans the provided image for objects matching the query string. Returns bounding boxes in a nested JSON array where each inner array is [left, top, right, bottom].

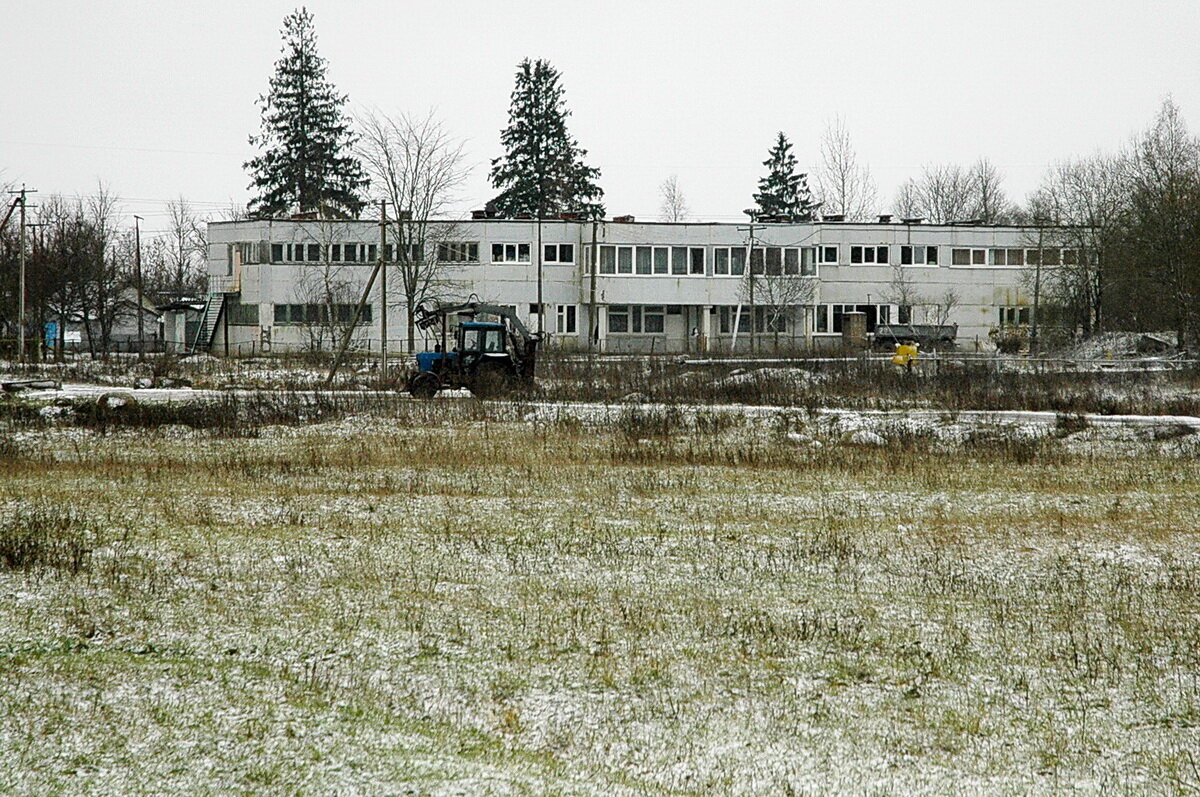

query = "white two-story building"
[[199, 215, 1058, 356]]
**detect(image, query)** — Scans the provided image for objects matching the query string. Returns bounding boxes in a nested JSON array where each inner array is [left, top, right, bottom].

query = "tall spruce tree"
[[245, 7, 367, 219], [753, 132, 816, 220], [489, 59, 604, 219]]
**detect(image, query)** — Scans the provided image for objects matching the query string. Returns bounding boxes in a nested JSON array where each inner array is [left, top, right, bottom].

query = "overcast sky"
[[3, 0, 1198, 234]]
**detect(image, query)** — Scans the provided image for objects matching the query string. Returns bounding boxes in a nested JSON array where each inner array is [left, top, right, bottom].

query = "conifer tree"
[[753, 132, 816, 220], [245, 7, 367, 219], [489, 59, 604, 219]]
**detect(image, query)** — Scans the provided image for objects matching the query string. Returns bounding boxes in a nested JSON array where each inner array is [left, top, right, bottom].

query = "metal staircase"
[[190, 293, 226, 353]]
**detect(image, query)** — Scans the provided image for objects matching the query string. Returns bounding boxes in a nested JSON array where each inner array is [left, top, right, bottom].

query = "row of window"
[[594, 245, 819, 277], [262, 241, 1084, 272], [716, 306, 788, 334], [951, 248, 1085, 267], [271, 243, 423, 264], [272, 304, 373, 325], [605, 304, 898, 335], [239, 301, 938, 336]]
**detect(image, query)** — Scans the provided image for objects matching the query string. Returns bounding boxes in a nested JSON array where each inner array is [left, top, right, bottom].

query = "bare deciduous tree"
[[1028, 153, 1129, 336], [153, 197, 207, 299], [815, 118, 876, 221], [741, 251, 818, 351], [1123, 98, 1200, 348], [658, 175, 690, 222], [893, 160, 1013, 223], [356, 109, 468, 352]]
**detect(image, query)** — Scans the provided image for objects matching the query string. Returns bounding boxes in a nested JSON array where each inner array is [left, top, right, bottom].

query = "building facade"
[[202, 217, 1057, 356]]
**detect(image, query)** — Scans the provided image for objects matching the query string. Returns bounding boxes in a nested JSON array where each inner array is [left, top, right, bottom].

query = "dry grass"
[[0, 405, 1198, 793]]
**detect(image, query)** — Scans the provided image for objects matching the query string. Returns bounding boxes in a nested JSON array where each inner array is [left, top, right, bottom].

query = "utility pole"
[[588, 218, 598, 354], [8, 185, 37, 364], [536, 217, 543, 335], [134, 215, 145, 361], [379, 199, 388, 378], [1031, 219, 1045, 356], [739, 211, 758, 354]]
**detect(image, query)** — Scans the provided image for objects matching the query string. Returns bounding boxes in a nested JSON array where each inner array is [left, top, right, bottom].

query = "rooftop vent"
[[877, 214, 893, 224], [559, 211, 585, 221], [949, 218, 983, 226], [612, 214, 636, 223], [901, 217, 925, 225], [821, 214, 845, 222]]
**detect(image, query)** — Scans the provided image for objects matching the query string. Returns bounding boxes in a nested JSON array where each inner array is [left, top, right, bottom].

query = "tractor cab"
[[459, 322, 508, 356]]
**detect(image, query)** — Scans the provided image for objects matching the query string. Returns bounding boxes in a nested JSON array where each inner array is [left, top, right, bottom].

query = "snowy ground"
[[2, 402, 1199, 793]]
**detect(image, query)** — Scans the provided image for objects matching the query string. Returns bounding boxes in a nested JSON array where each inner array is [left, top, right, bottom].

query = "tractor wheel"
[[409, 372, 440, 400]]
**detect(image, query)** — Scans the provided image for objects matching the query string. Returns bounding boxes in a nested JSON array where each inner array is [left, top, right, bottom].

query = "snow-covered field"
[[2, 397, 1199, 793]]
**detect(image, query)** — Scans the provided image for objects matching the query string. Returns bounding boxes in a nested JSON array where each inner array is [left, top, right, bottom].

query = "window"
[[636, 246, 653, 274], [271, 243, 284, 263], [671, 247, 688, 275], [608, 305, 628, 332], [713, 247, 748, 276], [556, 305, 577, 334], [599, 245, 683, 275], [765, 247, 782, 275], [653, 246, 669, 274], [227, 301, 259, 326], [618, 246, 633, 274], [900, 245, 936, 266], [1043, 248, 1061, 266], [599, 246, 616, 274], [850, 245, 888, 264], [544, 243, 574, 264], [437, 242, 478, 262], [690, 247, 705, 275], [999, 306, 1031, 326], [818, 304, 891, 334], [1007, 248, 1024, 266], [754, 306, 787, 333], [951, 248, 986, 266], [989, 248, 1007, 266], [491, 243, 531, 263], [717, 306, 740, 334], [607, 305, 665, 333], [272, 303, 371, 325], [818, 245, 839, 264], [642, 305, 665, 333]]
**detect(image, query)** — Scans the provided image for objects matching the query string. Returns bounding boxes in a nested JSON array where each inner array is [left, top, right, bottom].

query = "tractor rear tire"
[[409, 372, 440, 400]]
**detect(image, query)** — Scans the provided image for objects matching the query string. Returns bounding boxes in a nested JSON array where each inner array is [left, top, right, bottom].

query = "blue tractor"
[[406, 301, 542, 399]]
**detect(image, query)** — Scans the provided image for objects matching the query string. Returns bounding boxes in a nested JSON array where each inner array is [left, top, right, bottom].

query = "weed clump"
[[0, 503, 96, 574]]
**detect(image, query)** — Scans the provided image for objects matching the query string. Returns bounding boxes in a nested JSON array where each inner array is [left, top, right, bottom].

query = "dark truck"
[[873, 323, 958, 349]]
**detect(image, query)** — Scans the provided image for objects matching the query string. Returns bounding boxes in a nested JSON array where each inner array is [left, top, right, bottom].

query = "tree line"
[[0, 187, 211, 358]]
